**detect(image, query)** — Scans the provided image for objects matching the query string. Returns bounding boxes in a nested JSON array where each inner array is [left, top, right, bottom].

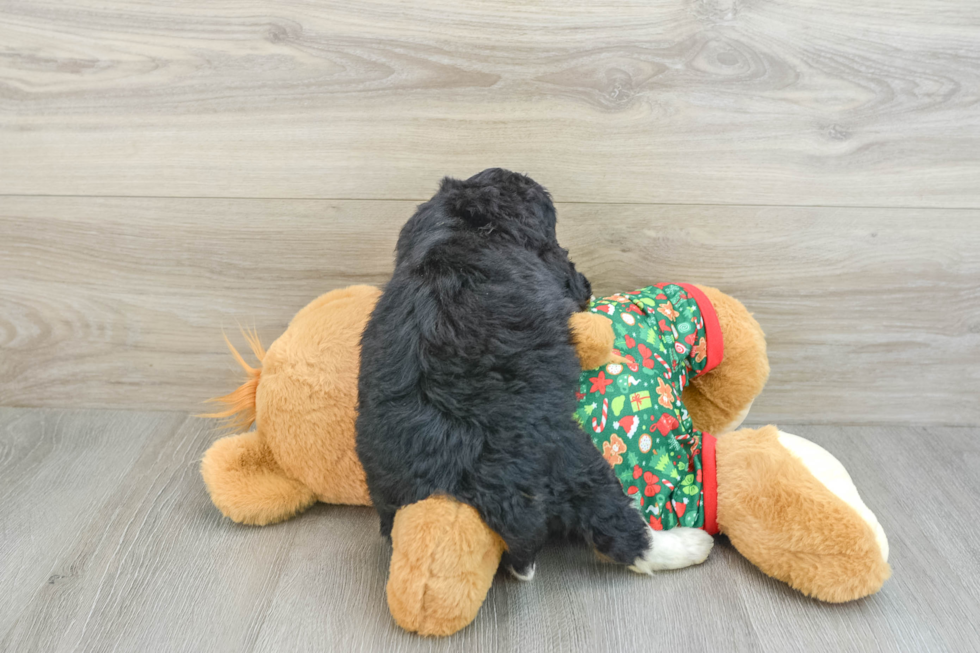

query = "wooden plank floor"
[[2, 407, 978, 652]]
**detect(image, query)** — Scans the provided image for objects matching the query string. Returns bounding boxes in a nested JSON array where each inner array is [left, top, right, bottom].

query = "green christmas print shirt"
[[574, 284, 720, 531]]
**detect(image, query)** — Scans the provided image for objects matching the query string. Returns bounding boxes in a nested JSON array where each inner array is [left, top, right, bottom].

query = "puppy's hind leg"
[[465, 486, 549, 583], [568, 442, 713, 573], [501, 550, 536, 581]]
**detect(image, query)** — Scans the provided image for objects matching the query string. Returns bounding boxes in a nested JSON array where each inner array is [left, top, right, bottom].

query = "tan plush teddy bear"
[[201, 283, 889, 637]]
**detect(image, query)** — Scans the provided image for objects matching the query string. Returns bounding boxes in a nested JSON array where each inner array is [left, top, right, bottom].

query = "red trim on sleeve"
[[700, 432, 719, 535], [676, 283, 724, 377]]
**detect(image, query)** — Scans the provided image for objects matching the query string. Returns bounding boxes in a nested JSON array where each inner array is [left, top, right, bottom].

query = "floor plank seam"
[[2, 193, 979, 212]]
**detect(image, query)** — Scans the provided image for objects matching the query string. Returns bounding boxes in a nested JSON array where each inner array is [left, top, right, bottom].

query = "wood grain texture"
[[1, 0, 979, 205], [2, 197, 978, 425], [0, 409, 186, 636], [1, 408, 978, 652]]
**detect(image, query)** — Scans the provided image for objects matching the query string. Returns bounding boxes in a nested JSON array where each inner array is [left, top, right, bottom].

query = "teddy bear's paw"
[[629, 526, 714, 573]]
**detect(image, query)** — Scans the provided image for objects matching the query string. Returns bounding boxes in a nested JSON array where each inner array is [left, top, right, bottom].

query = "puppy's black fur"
[[356, 168, 651, 573]]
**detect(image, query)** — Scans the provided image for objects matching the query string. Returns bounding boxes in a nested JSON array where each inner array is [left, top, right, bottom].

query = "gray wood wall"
[[2, 0, 979, 425]]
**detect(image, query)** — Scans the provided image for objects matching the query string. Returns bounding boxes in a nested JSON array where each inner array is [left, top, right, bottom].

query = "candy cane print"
[[592, 398, 609, 433]]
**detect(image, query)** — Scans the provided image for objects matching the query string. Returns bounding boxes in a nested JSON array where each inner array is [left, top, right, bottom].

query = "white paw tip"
[[630, 527, 714, 574], [508, 563, 536, 581]]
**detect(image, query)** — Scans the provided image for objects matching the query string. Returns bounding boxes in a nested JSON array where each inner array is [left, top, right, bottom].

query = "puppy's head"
[[395, 169, 591, 309], [439, 168, 557, 245], [421, 168, 591, 309]]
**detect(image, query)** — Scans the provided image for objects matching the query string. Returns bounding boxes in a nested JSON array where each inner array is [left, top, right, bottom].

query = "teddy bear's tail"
[[201, 329, 266, 432]]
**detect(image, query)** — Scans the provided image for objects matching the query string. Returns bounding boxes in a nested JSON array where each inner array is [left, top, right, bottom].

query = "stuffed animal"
[[201, 283, 890, 637]]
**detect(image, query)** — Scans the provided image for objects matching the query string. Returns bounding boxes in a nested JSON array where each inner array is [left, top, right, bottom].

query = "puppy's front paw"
[[629, 527, 714, 574]]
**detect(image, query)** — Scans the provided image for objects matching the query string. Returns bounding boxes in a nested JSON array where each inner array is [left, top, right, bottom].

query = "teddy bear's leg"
[[201, 429, 317, 526], [386, 495, 505, 637], [681, 285, 770, 435], [715, 426, 890, 602]]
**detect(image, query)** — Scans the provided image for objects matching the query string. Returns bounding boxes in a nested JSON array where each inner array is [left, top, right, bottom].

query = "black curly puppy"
[[356, 168, 712, 579]]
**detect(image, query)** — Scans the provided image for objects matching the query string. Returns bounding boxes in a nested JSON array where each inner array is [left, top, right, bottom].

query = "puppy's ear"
[[439, 176, 501, 229], [566, 266, 592, 311], [542, 246, 592, 311]]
